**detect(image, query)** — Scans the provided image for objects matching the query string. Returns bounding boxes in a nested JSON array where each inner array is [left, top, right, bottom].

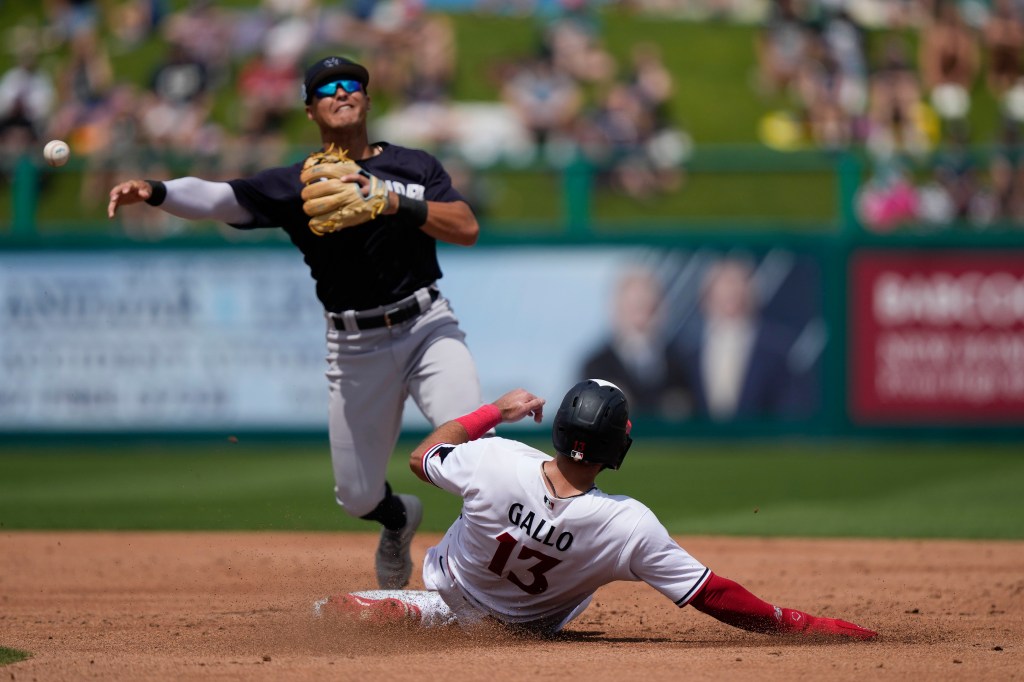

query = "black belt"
[[331, 287, 439, 330]]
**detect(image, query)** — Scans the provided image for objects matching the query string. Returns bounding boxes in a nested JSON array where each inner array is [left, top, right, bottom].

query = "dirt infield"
[[1, 532, 1020, 681]]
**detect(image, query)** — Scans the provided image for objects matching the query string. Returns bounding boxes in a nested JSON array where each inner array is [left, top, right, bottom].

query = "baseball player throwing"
[[316, 380, 878, 640], [107, 56, 486, 589]]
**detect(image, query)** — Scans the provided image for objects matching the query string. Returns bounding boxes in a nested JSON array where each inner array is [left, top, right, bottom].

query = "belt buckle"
[[383, 305, 401, 328]]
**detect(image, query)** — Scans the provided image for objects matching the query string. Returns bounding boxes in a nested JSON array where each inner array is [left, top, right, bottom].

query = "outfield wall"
[[3, 231, 1023, 438]]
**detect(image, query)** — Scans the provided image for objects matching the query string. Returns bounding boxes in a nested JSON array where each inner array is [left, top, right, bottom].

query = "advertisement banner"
[[849, 250, 1024, 424], [0, 251, 328, 430], [1, 246, 824, 433], [0, 248, 628, 432]]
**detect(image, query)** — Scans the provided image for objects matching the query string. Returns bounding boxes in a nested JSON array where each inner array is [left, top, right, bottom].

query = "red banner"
[[850, 251, 1024, 424]]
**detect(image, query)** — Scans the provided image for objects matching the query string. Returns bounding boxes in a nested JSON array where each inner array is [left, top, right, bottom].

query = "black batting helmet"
[[551, 379, 633, 470]]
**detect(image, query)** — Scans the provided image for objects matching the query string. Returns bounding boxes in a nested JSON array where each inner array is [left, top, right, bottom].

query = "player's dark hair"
[[551, 380, 632, 470]]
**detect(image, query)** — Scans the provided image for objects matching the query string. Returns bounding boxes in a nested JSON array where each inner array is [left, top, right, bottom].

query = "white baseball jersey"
[[419, 437, 710, 629]]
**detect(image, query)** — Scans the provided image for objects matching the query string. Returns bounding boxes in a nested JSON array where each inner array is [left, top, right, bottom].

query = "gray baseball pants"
[[324, 291, 483, 517]]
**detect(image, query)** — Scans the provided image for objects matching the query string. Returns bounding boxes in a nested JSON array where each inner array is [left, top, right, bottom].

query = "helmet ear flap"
[[604, 432, 632, 470]]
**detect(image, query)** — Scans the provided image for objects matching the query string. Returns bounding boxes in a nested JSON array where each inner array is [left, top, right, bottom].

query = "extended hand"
[[107, 180, 154, 218], [493, 389, 545, 424]]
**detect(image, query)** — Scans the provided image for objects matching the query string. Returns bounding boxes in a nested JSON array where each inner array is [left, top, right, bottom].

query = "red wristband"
[[454, 404, 501, 440]]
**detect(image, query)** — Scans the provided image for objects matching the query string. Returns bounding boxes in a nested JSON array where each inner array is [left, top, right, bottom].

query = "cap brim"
[[309, 63, 370, 92]]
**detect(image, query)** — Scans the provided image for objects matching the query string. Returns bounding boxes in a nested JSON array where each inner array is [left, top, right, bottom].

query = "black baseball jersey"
[[227, 142, 467, 312]]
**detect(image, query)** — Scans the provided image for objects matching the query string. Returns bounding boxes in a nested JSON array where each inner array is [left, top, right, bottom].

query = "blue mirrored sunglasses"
[[314, 79, 363, 98]]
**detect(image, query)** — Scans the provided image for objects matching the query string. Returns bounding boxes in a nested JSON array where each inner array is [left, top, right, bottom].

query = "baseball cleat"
[[314, 593, 422, 625], [375, 494, 423, 589]]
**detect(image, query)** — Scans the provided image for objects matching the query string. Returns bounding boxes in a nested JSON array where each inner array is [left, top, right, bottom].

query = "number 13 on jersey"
[[487, 532, 563, 595]]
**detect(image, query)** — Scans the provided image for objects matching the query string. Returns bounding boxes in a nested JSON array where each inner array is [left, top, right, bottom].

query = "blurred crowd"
[[753, 0, 1024, 230], [0, 0, 693, 232], [365, 0, 692, 200], [5, 0, 1024, 232]]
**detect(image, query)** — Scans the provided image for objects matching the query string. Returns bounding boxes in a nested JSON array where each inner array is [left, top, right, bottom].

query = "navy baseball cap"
[[302, 56, 370, 104]]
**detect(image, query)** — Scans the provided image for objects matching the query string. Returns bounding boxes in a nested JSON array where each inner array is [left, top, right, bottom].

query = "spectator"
[[882, 0, 928, 28], [579, 78, 688, 199], [44, 0, 99, 45], [140, 39, 213, 152], [626, 41, 687, 171], [865, 36, 933, 159], [48, 26, 115, 155], [78, 85, 149, 211], [819, 6, 869, 136], [579, 82, 659, 197], [540, 0, 616, 85], [351, 12, 460, 156], [983, 0, 1024, 110], [399, 13, 457, 106], [856, 154, 921, 232], [346, 1, 429, 100], [793, 28, 856, 149], [931, 124, 986, 224], [234, 36, 302, 142], [918, 0, 979, 123], [580, 265, 693, 421], [989, 119, 1024, 223], [223, 39, 298, 178], [501, 57, 582, 155], [149, 39, 210, 107], [256, 3, 317, 76], [0, 44, 55, 159], [755, 0, 812, 98], [162, 0, 232, 88], [627, 42, 674, 125], [109, 0, 168, 47]]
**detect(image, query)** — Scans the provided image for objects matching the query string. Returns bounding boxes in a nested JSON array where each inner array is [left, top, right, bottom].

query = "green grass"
[[1, 439, 1021, 539], [0, 647, 30, 666]]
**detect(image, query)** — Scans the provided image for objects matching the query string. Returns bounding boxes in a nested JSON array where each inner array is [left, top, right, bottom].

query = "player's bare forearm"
[[409, 420, 470, 482], [418, 200, 479, 246], [408, 390, 544, 482], [377, 184, 477, 245]]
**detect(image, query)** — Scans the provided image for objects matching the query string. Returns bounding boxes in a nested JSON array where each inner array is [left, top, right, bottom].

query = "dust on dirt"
[[1, 532, 1020, 681]]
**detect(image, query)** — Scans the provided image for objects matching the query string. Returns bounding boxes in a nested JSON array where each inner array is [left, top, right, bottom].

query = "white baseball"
[[43, 140, 70, 167]]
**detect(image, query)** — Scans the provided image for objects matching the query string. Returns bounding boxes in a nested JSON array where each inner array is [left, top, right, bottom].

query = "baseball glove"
[[299, 145, 389, 236]]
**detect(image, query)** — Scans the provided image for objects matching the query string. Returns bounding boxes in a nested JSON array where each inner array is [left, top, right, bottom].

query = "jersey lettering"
[[385, 180, 426, 200], [507, 502, 574, 551], [520, 510, 536, 535]]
